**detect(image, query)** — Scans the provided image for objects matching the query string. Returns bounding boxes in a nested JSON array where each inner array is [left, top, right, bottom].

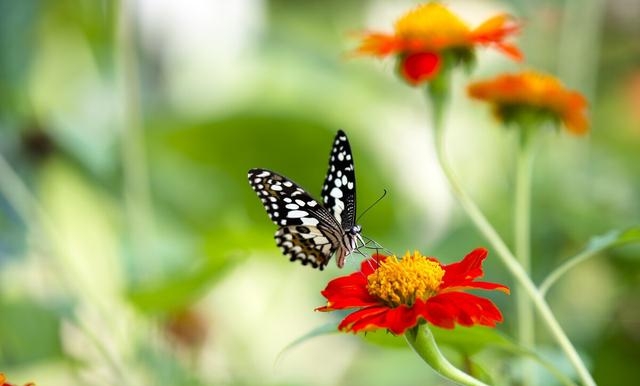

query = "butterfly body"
[[248, 130, 361, 270]]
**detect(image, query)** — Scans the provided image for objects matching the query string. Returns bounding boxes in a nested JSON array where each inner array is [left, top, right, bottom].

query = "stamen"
[[366, 251, 444, 307]]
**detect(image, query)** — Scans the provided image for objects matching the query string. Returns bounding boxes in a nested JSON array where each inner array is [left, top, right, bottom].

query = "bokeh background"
[[1, 0, 639, 385]]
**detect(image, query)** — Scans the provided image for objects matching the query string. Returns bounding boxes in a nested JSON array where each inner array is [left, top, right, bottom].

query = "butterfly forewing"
[[321, 130, 357, 230]]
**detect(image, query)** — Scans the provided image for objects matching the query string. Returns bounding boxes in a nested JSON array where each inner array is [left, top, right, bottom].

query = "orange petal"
[[496, 42, 524, 61], [355, 32, 405, 57], [471, 14, 520, 43]]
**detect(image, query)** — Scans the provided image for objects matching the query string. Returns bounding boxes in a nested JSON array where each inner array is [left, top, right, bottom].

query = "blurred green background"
[[1, 0, 638, 385]]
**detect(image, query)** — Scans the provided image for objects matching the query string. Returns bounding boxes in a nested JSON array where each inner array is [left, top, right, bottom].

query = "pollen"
[[367, 251, 445, 307]]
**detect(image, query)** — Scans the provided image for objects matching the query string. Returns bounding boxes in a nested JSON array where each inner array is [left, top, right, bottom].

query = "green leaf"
[[431, 325, 577, 386], [0, 299, 64, 365], [431, 325, 513, 356], [361, 329, 406, 349], [540, 226, 640, 294], [127, 254, 235, 315], [276, 321, 339, 363], [587, 226, 640, 249]]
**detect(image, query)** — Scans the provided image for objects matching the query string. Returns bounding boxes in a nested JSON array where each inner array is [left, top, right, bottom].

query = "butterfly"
[[248, 130, 363, 270]]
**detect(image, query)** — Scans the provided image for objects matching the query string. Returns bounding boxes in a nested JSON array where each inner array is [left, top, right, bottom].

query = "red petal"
[[445, 280, 510, 294], [424, 292, 504, 328], [440, 248, 487, 288], [380, 304, 424, 334], [399, 52, 441, 86], [318, 271, 379, 310], [339, 304, 423, 335], [338, 306, 389, 332], [360, 255, 384, 276]]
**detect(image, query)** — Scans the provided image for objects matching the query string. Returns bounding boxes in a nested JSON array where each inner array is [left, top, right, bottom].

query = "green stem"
[[428, 91, 596, 386], [405, 325, 490, 386], [116, 0, 155, 271], [540, 227, 640, 296], [515, 129, 536, 386], [539, 245, 605, 297]]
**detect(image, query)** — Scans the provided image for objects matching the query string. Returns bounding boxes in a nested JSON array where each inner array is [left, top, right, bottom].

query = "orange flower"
[[316, 248, 509, 334], [0, 374, 35, 386], [468, 71, 589, 135], [355, 2, 522, 85]]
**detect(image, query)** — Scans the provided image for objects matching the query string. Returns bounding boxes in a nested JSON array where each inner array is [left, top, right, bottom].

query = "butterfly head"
[[349, 225, 362, 236]]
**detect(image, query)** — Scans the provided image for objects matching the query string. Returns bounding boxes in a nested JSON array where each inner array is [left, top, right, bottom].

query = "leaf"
[[431, 325, 513, 356], [276, 321, 339, 364], [0, 299, 64, 365], [431, 325, 577, 386], [586, 226, 640, 250], [361, 329, 406, 349], [127, 254, 235, 315]]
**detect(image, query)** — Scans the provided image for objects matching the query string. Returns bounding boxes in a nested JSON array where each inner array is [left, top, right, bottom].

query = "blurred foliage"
[[0, 0, 639, 385]]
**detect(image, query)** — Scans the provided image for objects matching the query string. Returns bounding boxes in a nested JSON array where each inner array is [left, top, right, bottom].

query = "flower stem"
[[405, 325, 490, 386], [116, 0, 155, 272], [539, 247, 604, 297], [515, 128, 536, 386], [427, 89, 596, 386]]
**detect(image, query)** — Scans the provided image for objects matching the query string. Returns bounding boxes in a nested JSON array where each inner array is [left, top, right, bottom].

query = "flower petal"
[[339, 304, 423, 335], [360, 255, 383, 276], [424, 292, 504, 329], [470, 14, 522, 61], [445, 280, 510, 294], [317, 271, 379, 311], [440, 247, 487, 287], [399, 52, 441, 85], [467, 71, 589, 134], [355, 33, 405, 56], [338, 306, 389, 332]]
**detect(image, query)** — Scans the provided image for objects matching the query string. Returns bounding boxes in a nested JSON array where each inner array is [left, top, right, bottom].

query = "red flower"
[[354, 3, 522, 85], [316, 248, 509, 334]]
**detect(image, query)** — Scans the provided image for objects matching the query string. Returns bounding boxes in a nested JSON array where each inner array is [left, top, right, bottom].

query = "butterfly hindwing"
[[248, 168, 345, 270], [321, 130, 357, 230], [275, 225, 339, 269]]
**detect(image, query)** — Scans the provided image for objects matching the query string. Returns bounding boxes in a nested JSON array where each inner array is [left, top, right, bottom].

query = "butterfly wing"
[[321, 130, 357, 230], [248, 168, 343, 269], [275, 225, 341, 270]]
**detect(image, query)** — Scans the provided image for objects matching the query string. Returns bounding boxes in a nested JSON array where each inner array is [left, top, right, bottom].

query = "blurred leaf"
[[41, 0, 115, 70], [148, 113, 395, 237], [127, 254, 235, 315], [431, 325, 513, 356], [277, 321, 339, 362], [135, 340, 208, 386], [361, 329, 405, 349], [432, 325, 577, 386], [0, 0, 40, 112], [0, 299, 63, 365]]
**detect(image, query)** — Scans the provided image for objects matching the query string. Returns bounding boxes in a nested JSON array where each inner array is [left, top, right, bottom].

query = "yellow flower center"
[[394, 3, 470, 45], [367, 252, 445, 307]]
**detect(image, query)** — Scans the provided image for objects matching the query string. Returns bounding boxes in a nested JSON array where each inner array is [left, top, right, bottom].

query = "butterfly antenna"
[[362, 236, 392, 255], [355, 189, 388, 224]]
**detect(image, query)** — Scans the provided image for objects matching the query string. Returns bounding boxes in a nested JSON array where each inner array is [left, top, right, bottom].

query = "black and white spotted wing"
[[247, 131, 362, 270], [321, 130, 357, 230]]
